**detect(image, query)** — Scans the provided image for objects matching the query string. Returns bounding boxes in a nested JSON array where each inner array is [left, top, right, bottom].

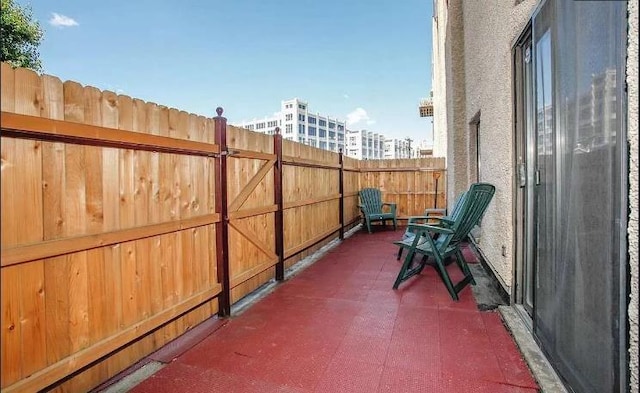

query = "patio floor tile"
[[129, 229, 538, 393]]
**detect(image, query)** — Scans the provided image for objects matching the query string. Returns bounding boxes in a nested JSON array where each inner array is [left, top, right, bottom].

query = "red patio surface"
[[130, 229, 538, 393]]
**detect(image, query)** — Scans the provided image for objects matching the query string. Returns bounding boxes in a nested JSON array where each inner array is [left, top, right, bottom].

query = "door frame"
[[512, 22, 535, 330]]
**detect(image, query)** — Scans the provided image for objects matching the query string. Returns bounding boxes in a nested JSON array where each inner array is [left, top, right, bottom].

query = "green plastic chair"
[[358, 188, 397, 233], [396, 191, 468, 261], [392, 183, 495, 300]]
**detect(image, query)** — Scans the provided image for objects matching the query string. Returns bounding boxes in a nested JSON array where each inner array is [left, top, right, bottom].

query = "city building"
[[345, 129, 385, 160], [383, 138, 412, 159], [412, 139, 433, 158], [238, 98, 345, 153], [418, 93, 436, 157]]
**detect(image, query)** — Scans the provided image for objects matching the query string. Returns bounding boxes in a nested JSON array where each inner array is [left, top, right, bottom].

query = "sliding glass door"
[[514, 1, 627, 391]]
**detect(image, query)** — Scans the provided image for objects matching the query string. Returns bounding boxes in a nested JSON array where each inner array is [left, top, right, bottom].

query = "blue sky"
[[26, 0, 434, 143]]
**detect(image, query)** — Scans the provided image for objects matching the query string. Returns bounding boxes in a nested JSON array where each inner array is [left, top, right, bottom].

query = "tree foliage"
[[1, 0, 43, 71]]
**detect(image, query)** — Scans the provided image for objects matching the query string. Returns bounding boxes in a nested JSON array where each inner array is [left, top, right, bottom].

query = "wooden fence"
[[0, 63, 445, 392]]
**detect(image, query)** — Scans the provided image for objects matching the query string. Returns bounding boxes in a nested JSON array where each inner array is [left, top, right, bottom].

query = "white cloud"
[[346, 107, 374, 127], [49, 13, 79, 28]]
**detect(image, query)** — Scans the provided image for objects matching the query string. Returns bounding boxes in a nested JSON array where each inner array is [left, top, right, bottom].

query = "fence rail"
[[0, 63, 445, 392]]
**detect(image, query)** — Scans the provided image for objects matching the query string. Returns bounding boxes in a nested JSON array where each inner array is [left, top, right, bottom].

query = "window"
[[329, 122, 335, 129], [298, 124, 305, 134], [298, 114, 305, 121], [256, 122, 265, 130], [298, 104, 306, 110], [285, 114, 293, 121], [329, 131, 336, 139], [319, 141, 327, 149], [285, 104, 293, 109], [329, 143, 336, 151], [319, 129, 326, 138], [247, 124, 254, 130], [285, 124, 293, 133], [308, 116, 316, 124], [337, 125, 344, 131], [268, 120, 278, 127], [338, 134, 344, 142], [308, 126, 317, 136], [319, 119, 327, 127]]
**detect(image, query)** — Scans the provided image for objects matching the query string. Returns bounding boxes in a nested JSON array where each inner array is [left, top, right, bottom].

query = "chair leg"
[[416, 255, 429, 274], [392, 218, 397, 231], [455, 249, 475, 285], [432, 253, 459, 301], [366, 219, 372, 233], [393, 250, 422, 289], [397, 247, 403, 261]]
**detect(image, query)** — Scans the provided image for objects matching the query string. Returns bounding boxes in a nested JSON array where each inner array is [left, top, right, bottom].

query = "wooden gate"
[[225, 126, 279, 303]]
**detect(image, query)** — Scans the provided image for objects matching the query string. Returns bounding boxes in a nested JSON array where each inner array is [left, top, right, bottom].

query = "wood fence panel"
[[8, 67, 48, 384], [40, 75, 71, 377], [342, 155, 361, 227], [39, 75, 77, 381], [358, 158, 447, 219], [0, 65, 222, 393], [282, 140, 340, 268], [226, 126, 276, 303], [0, 65, 20, 387]]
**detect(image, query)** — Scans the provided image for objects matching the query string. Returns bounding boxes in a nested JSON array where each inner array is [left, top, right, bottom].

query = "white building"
[[238, 98, 345, 153], [412, 139, 434, 158], [345, 129, 385, 160], [383, 138, 412, 159]]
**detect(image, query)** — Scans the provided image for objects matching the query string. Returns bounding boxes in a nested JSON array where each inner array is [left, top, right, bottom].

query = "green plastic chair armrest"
[[408, 222, 455, 235]]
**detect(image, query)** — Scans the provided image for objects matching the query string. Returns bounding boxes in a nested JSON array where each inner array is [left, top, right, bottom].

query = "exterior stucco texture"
[[446, 0, 537, 290], [627, 0, 639, 390], [438, 0, 638, 389]]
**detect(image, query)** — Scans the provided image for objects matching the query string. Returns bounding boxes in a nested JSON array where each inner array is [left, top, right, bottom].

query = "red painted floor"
[[131, 229, 539, 393]]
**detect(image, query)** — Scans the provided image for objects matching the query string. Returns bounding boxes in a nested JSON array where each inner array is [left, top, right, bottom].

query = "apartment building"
[[344, 129, 385, 160], [238, 98, 345, 153], [383, 138, 412, 159], [411, 139, 434, 158]]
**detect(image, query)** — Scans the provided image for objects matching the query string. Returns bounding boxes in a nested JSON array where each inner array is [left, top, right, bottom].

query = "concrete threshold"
[[100, 362, 165, 393], [499, 305, 568, 393]]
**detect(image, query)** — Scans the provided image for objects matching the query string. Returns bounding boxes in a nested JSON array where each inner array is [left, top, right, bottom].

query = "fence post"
[[273, 127, 284, 281], [274, 127, 285, 281], [339, 148, 345, 240], [214, 107, 231, 317]]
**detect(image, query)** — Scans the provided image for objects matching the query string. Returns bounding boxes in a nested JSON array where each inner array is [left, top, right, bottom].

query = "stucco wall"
[[432, 0, 448, 159], [627, 1, 639, 391], [440, 0, 637, 388], [446, 0, 537, 290], [444, 0, 468, 207]]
